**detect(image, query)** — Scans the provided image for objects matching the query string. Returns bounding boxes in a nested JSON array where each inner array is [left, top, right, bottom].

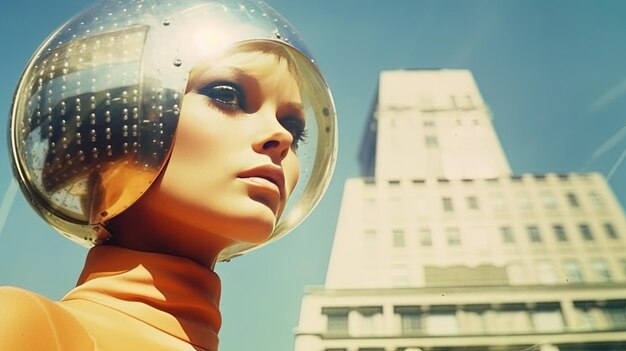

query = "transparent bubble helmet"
[[9, 0, 337, 261]]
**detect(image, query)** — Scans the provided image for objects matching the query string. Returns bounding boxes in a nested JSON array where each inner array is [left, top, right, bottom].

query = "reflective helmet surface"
[[9, 0, 337, 261]]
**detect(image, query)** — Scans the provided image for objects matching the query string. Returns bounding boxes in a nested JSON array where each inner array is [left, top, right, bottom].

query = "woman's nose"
[[253, 113, 294, 163]]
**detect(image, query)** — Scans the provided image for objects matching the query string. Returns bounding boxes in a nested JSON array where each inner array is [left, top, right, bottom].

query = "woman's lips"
[[237, 165, 285, 213], [238, 177, 281, 213], [239, 176, 281, 195], [237, 165, 285, 198]]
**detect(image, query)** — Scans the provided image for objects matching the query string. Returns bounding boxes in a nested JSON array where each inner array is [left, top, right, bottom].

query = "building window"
[[579, 224, 594, 241], [578, 311, 595, 331], [396, 306, 421, 335], [531, 305, 565, 332], [356, 307, 382, 335], [393, 229, 406, 248], [566, 192, 580, 208], [425, 135, 438, 148], [604, 223, 619, 239], [425, 307, 459, 335], [463, 305, 488, 334], [588, 191, 605, 209], [500, 226, 515, 244], [446, 227, 461, 246], [419, 227, 432, 247], [466, 196, 479, 210], [423, 120, 435, 127], [442, 197, 454, 212], [527, 226, 542, 243], [604, 301, 626, 328], [592, 259, 612, 282], [564, 260, 584, 283], [493, 304, 531, 333], [323, 308, 349, 334], [574, 302, 596, 331], [553, 225, 567, 242]]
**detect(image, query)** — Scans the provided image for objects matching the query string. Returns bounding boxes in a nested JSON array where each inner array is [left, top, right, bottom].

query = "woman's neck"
[[63, 245, 222, 350], [104, 205, 234, 269]]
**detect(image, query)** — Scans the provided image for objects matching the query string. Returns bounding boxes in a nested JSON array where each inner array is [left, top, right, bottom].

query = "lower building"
[[294, 70, 626, 351], [295, 284, 626, 351]]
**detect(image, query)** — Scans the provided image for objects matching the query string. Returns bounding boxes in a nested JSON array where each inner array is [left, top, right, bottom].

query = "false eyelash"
[[197, 82, 246, 111], [291, 125, 308, 151]]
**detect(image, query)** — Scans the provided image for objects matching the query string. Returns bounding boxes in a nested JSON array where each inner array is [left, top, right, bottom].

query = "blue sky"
[[1, 1, 625, 350]]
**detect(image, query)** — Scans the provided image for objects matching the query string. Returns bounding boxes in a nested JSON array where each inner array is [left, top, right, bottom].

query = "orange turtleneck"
[[0, 245, 222, 351]]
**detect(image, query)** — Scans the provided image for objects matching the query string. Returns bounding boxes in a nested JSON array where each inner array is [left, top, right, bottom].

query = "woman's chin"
[[224, 210, 277, 244]]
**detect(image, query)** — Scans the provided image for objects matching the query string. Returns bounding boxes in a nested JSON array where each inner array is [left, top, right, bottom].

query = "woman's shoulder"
[[0, 286, 94, 350]]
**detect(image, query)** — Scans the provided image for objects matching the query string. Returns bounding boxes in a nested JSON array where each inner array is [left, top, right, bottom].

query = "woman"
[[1, 1, 337, 350]]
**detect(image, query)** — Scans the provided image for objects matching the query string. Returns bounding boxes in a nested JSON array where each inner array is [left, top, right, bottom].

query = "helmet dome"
[[9, 0, 337, 261]]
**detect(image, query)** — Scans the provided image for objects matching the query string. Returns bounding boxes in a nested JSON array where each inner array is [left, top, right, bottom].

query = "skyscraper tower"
[[294, 69, 626, 351]]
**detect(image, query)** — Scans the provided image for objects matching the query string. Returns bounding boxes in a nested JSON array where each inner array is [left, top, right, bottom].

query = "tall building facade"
[[294, 69, 626, 351]]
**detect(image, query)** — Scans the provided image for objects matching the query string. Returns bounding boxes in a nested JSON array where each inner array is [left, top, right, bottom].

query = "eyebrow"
[[230, 69, 259, 92], [231, 68, 305, 118], [283, 101, 306, 120]]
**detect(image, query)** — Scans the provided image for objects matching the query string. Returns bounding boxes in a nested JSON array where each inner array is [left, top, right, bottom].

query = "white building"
[[294, 69, 626, 351]]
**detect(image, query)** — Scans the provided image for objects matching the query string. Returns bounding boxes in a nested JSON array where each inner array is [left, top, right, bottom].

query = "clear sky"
[[1, 1, 625, 350]]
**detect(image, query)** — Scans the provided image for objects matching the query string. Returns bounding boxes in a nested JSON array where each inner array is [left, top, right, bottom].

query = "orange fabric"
[[0, 246, 221, 351]]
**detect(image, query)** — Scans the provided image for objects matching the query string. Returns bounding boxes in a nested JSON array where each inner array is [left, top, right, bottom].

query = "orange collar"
[[62, 245, 221, 351]]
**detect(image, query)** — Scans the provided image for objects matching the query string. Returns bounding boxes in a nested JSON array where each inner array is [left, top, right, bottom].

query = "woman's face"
[[130, 50, 305, 248]]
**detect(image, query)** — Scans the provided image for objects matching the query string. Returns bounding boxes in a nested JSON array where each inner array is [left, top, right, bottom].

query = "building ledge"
[[305, 283, 626, 296], [294, 329, 626, 347]]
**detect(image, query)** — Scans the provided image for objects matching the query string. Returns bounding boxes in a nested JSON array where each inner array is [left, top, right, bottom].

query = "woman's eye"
[[199, 84, 245, 110], [280, 117, 308, 150]]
